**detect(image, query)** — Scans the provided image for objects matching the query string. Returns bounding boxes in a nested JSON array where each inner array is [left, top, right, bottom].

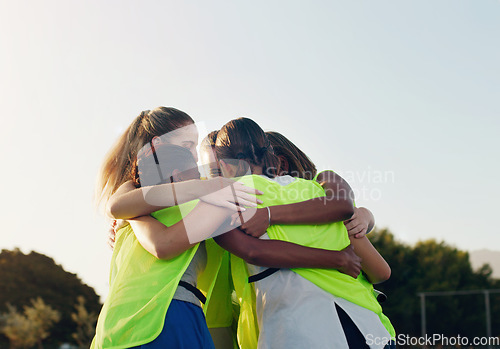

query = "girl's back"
[[232, 174, 394, 349]]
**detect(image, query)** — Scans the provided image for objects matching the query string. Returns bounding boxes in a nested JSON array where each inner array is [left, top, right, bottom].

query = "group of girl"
[[92, 106, 396, 349]]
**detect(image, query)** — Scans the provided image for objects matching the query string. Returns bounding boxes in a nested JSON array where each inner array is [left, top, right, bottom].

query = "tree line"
[[0, 249, 100, 348], [1, 229, 499, 348], [370, 229, 500, 339]]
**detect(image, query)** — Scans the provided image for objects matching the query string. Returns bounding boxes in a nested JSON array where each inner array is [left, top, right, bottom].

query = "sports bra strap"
[[248, 268, 279, 283], [178, 281, 207, 304]]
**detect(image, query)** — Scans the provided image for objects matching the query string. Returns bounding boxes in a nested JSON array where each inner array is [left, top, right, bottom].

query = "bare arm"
[[318, 173, 388, 283], [107, 178, 262, 220], [349, 236, 391, 284], [214, 229, 362, 278], [269, 170, 355, 224], [235, 170, 355, 237], [238, 208, 388, 283], [128, 201, 233, 260], [228, 170, 387, 282], [107, 180, 159, 219]]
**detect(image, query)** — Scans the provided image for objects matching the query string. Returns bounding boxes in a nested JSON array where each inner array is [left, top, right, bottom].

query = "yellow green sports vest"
[[199, 246, 234, 329], [91, 200, 229, 349], [231, 175, 395, 348]]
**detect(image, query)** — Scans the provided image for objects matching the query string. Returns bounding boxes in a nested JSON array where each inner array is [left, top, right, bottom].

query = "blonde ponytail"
[[95, 107, 194, 211]]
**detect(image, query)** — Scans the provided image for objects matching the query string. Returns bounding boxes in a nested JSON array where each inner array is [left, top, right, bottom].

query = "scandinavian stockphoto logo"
[[136, 125, 258, 244], [337, 167, 396, 202]]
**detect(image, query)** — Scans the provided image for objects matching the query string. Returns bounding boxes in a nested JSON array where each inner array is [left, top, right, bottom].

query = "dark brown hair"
[[266, 131, 317, 180], [215, 118, 279, 177], [205, 130, 219, 148]]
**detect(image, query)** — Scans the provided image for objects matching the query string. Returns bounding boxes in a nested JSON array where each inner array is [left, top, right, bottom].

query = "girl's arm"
[[230, 170, 388, 283], [318, 172, 388, 283], [124, 199, 362, 280], [226, 212, 388, 283], [349, 236, 391, 284], [270, 170, 355, 224], [235, 170, 355, 237], [127, 201, 233, 260], [107, 177, 262, 220], [214, 228, 362, 279], [319, 172, 389, 283], [125, 194, 364, 279]]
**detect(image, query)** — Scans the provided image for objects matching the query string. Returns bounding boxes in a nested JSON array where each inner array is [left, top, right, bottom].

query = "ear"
[[278, 155, 289, 175], [171, 169, 183, 182]]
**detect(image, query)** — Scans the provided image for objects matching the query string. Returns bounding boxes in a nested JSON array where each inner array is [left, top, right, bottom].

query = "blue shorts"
[[130, 300, 215, 349]]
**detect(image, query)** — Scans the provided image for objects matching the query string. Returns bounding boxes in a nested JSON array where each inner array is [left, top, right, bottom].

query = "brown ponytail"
[[266, 131, 317, 180]]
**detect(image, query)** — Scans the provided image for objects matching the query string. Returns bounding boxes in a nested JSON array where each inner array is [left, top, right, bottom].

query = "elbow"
[[143, 242, 166, 259], [383, 266, 392, 282], [242, 246, 265, 266], [327, 201, 354, 221], [106, 199, 121, 220], [372, 266, 391, 284], [155, 247, 178, 261], [144, 238, 176, 260], [107, 200, 136, 220], [244, 248, 260, 265], [342, 204, 355, 221], [154, 240, 187, 261], [106, 206, 117, 220], [154, 246, 168, 260]]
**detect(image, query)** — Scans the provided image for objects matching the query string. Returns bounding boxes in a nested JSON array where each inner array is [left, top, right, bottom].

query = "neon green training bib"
[[91, 200, 228, 348], [231, 175, 395, 348]]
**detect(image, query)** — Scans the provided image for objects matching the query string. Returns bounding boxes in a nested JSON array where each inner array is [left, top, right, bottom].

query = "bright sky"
[[1, 1, 499, 299]]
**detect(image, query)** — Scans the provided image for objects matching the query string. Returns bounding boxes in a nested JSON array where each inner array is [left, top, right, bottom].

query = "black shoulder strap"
[[248, 268, 280, 283], [178, 281, 207, 304]]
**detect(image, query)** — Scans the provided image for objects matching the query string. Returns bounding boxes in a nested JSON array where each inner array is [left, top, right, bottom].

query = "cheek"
[[191, 147, 198, 162]]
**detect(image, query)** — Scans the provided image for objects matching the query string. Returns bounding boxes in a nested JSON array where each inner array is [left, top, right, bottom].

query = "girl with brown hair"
[[212, 118, 395, 349]]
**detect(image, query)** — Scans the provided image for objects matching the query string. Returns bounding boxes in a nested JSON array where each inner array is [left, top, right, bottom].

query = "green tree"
[[0, 249, 101, 346], [1, 298, 60, 349], [370, 229, 500, 339], [1, 303, 34, 349], [71, 296, 98, 348]]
